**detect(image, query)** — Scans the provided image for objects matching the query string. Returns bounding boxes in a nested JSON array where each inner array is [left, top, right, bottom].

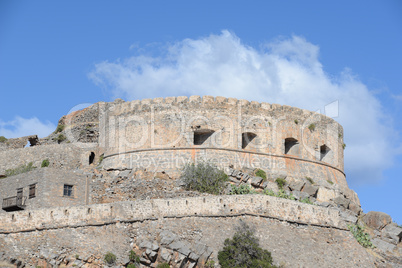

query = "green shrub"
[[347, 224, 374, 248], [276, 189, 296, 200], [54, 124, 65, 133], [342, 143, 346, 150], [305, 177, 315, 185], [129, 250, 140, 264], [127, 264, 137, 268], [205, 259, 215, 268], [263, 189, 276, 196], [56, 134, 66, 143], [327, 179, 334, 185], [255, 169, 267, 180], [104, 252, 117, 264], [218, 221, 277, 268], [230, 184, 256, 195], [338, 133, 343, 138], [275, 178, 286, 189], [181, 161, 228, 195], [300, 197, 313, 205], [98, 154, 104, 165], [5, 162, 36, 177], [41, 159, 50, 168], [294, 119, 299, 124], [308, 123, 316, 131], [0, 136, 7, 143], [156, 263, 170, 268]]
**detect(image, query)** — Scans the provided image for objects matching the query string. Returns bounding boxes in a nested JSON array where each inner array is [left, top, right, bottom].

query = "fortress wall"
[[0, 143, 97, 175], [98, 95, 345, 186], [103, 147, 348, 190], [0, 195, 346, 234]]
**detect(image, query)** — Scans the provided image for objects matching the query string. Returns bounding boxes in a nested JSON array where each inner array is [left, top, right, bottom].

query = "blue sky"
[[1, 1, 401, 223]]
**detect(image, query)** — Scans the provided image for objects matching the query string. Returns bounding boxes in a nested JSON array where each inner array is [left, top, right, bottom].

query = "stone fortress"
[[0, 96, 401, 267]]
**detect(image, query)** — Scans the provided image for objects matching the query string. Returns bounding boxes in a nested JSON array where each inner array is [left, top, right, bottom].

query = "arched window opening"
[[320, 145, 330, 161], [194, 129, 215, 145], [89, 152, 95, 165], [284, 138, 300, 156], [242, 132, 257, 149]]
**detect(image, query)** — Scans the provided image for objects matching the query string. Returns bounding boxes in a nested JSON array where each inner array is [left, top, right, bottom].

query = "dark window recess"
[[320, 145, 330, 161], [63, 185, 73, 197], [284, 138, 299, 155], [89, 152, 95, 165], [29, 184, 36, 199], [242, 132, 257, 149], [193, 130, 214, 145]]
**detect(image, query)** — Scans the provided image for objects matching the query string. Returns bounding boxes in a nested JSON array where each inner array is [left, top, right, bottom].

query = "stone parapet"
[[0, 195, 347, 234]]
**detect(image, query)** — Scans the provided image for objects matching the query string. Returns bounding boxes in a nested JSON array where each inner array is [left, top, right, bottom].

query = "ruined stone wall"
[[0, 143, 98, 176], [0, 195, 376, 267], [0, 168, 90, 212], [99, 96, 347, 190]]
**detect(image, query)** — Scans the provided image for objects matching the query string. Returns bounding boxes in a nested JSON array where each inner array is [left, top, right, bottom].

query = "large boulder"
[[362, 211, 392, 230]]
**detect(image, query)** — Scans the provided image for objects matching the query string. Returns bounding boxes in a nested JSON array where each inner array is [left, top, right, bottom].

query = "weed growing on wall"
[[5, 162, 36, 177], [275, 178, 286, 189], [300, 197, 314, 204], [41, 159, 50, 168], [218, 221, 277, 268], [156, 263, 170, 268], [347, 224, 374, 248], [255, 169, 267, 180], [0, 136, 7, 143], [181, 161, 228, 195], [308, 123, 316, 131], [129, 250, 140, 265], [305, 177, 315, 185], [56, 134, 67, 143], [230, 184, 257, 195]]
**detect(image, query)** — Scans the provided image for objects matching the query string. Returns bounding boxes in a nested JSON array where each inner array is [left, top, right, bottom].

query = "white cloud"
[[0, 116, 56, 139], [89, 30, 399, 185]]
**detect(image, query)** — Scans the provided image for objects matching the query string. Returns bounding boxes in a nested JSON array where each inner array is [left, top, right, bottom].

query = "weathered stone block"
[[250, 176, 263, 187], [302, 184, 318, 197], [316, 187, 336, 202], [289, 180, 305, 192], [333, 196, 350, 209], [372, 238, 396, 252], [362, 211, 392, 230], [381, 225, 402, 244]]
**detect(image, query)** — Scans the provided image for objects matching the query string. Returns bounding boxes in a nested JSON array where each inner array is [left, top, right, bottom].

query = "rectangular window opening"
[[63, 184, 73, 197], [29, 184, 36, 199]]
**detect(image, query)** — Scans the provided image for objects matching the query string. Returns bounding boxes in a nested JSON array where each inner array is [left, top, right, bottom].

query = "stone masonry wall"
[[98, 96, 347, 191], [0, 195, 346, 234], [0, 168, 90, 212], [0, 143, 97, 176]]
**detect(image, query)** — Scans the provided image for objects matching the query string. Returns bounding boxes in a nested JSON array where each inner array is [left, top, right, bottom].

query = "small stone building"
[[0, 168, 90, 212]]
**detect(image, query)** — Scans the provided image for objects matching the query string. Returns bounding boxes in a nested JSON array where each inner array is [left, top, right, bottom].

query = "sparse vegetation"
[[230, 184, 257, 195], [275, 189, 296, 200], [54, 124, 65, 133], [347, 224, 374, 248], [255, 169, 267, 180], [41, 159, 50, 168], [5, 162, 36, 177], [338, 133, 343, 138], [306, 177, 315, 185], [181, 161, 228, 195], [300, 197, 314, 205], [56, 134, 67, 143], [275, 178, 286, 189], [104, 252, 117, 264], [127, 264, 137, 268], [327, 179, 334, 185], [0, 136, 7, 143], [308, 123, 316, 131], [129, 250, 140, 264], [218, 221, 277, 268], [294, 119, 299, 124], [156, 263, 170, 268], [205, 259, 216, 268], [342, 143, 346, 150], [98, 154, 104, 165]]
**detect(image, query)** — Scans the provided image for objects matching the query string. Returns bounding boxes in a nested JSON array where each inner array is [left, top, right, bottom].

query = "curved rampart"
[[0, 195, 347, 234], [98, 96, 347, 189]]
